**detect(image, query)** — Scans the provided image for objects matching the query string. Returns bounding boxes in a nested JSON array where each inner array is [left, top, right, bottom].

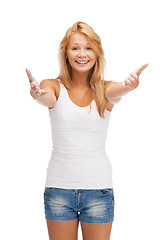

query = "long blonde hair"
[[57, 21, 107, 118]]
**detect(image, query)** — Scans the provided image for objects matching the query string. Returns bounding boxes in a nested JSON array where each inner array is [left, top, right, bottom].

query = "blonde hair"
[[57, 21, 107, 118]]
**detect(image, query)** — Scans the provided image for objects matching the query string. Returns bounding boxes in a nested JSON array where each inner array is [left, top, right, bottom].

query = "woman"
[[26, 21, 148, 240]]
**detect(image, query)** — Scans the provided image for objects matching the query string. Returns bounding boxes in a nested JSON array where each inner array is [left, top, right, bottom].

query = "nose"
[[78, 48, 87, 58]]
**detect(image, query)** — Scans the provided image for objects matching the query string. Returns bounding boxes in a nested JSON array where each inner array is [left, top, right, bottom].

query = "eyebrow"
[[72, 42, 90, 45]]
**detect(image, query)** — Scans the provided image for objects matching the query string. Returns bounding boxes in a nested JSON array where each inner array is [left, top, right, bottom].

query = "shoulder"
[[104, 80, 115, 89], [104, 80, 111, 85], [40, 78, 60, 97], [40, 78, 59, 87]]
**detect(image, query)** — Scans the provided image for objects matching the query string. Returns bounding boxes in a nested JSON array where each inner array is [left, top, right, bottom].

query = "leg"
[[46, 219, 79, 240], [80, 221, 113, 240]]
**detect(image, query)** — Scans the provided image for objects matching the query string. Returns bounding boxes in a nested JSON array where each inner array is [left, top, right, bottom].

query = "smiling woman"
[[26, 20, 148, 240], [66, 33, 97, 74]]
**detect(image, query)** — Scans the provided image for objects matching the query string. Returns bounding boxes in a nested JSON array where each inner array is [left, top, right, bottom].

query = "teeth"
[[76, 61, 89, 64]]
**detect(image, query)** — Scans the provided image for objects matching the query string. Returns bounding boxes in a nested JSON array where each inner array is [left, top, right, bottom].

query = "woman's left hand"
[[122, 63, 149, 89]]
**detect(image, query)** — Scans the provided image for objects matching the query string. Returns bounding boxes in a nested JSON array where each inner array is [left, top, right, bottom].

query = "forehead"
[[68, 32, 91, 45]]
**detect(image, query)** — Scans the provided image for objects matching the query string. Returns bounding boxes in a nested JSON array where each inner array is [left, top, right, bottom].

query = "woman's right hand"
[[26, 68, 48, 98]]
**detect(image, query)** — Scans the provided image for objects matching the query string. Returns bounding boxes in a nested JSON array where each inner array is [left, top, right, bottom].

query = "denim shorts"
[[43, 187, 115, 224]]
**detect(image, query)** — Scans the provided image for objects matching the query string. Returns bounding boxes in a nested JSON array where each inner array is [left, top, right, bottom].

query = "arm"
[[105, 81, 132, 103], [105, 63, 149, 103], [26, 68, 57, 108]]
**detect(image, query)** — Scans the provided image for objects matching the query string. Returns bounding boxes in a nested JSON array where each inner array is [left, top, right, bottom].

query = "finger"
[[135, 63, 149, 76], [125, 79, 131, 85], [36, 89, 48, 95], [39, 89, 46, 94], [34, 88, 42, 95], [130, 72, 138, 80], [128, 75, 135, 83], [31, 84, 39, 90], [122, 81, 126, 87], [34, 88, 39, 93], [26, 68, 36, 83], [31, 84, 36, 89], [41, 91, 48, 95]]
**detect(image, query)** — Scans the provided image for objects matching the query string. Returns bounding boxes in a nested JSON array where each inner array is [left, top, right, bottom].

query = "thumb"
[[135, 63, 149, 76], [26, 68, 38, 85]]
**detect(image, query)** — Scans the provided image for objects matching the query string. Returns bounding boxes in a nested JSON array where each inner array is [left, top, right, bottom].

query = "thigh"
[[80, 221, 112, 240], [46, 219, 79, 240], [44, 187, 80, 240]]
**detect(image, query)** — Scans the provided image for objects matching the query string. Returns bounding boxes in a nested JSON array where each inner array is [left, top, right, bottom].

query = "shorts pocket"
[[44, 187, 56, 195], [97, 188, 113, 196]]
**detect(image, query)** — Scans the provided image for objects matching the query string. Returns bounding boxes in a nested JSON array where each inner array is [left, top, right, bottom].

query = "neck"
[[71, 71, 91, 89]]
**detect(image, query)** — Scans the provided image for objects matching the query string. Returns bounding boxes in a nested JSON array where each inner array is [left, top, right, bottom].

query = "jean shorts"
[[43, 187, 115, 224]]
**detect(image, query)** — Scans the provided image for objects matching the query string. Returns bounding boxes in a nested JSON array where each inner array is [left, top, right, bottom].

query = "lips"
[[75, 60, 89, 64]]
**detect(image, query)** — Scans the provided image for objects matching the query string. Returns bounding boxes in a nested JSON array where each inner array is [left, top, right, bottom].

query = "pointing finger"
[[135, 63, 149, 76]]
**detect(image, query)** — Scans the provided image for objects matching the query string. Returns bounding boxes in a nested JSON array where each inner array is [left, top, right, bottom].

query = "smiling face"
[[66, 32, 97, 75]]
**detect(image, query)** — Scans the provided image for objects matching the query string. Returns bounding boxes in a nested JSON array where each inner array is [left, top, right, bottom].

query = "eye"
[[86, 47, 92, 50], [72, 47, 78, 50]]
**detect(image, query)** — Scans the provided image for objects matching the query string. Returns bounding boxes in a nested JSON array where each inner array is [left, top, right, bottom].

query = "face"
[[66, 32, 97, 74]]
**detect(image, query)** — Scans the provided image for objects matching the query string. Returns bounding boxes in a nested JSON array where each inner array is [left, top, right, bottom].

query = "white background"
[[0, 0, 167, 239]]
